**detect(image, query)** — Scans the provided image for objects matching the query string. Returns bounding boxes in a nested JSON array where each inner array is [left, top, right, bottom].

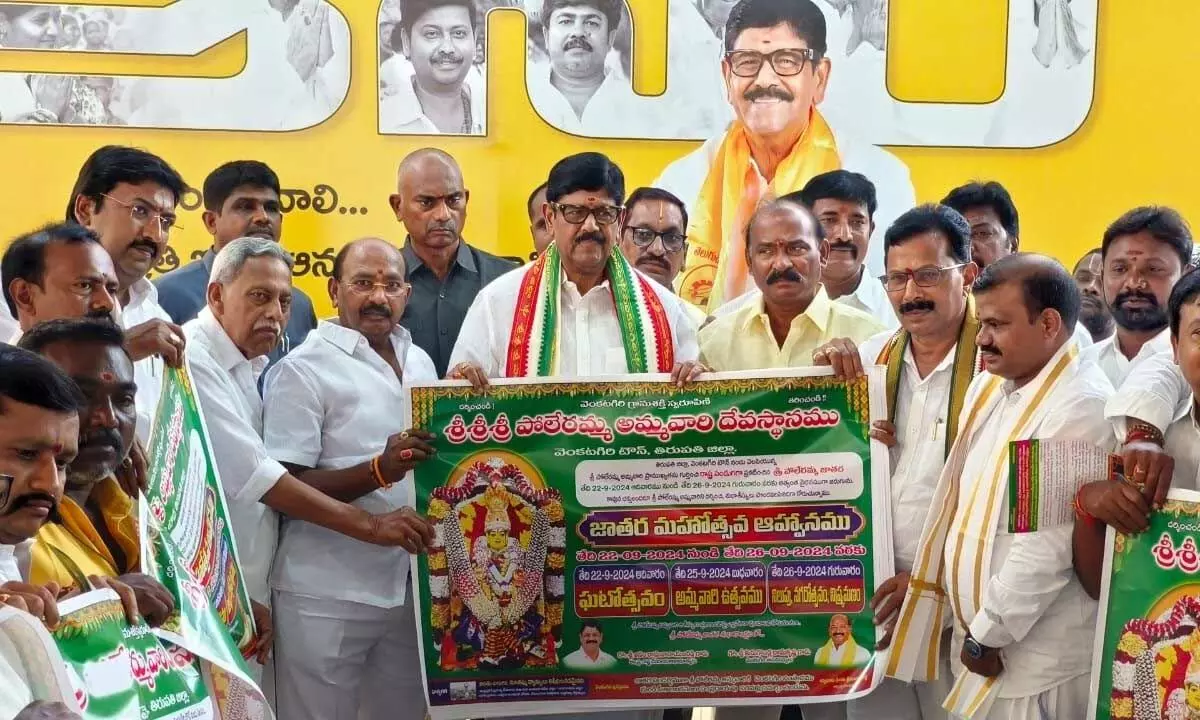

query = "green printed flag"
[[406, 368, 892, 719], [141, 363, 270, 717], [52, 589, 213, 719], [1090, 488, 1200, 720]]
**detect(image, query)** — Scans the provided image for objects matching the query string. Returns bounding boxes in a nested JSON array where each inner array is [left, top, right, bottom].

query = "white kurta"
[[184, 308, 285, 605], [120, 278, 170, 445], [447, 264, 699, 378]]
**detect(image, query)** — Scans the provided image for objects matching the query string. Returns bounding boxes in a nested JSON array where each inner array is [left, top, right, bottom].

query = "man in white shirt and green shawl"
[[881, 254, 1115, 720]]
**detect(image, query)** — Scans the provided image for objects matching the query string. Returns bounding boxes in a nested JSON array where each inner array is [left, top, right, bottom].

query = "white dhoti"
[[973, 673, 1089, 720], [272, 589, 423, 720]]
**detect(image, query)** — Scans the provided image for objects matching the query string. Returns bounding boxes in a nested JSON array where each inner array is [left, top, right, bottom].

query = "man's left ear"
[[1041, 308, 1063, 339]]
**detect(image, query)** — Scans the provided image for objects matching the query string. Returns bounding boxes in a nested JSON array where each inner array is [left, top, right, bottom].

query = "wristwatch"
[[963, 634, 990, 660]]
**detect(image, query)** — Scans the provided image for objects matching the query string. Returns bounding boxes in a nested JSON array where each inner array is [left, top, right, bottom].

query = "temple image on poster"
[[1110, 589, 1200, 719], [426, 456, 566, 671]]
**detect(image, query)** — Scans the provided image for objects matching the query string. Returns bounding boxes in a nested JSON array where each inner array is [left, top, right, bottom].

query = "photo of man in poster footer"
[[656, 0, 915, 314]]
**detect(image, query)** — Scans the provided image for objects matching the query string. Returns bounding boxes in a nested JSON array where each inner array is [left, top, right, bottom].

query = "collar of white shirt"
[[531, 62, 630, 124], [124, 277, 160, 316], [1000, 339, 1075, 399], [194, 307, 269, 378], [317, 319, 416, 361]]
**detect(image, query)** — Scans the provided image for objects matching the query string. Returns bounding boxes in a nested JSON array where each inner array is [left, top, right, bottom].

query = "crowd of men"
[[0, 1, 1197, 720]]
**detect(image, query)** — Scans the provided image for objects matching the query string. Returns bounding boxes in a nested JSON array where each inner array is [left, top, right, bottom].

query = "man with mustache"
[[811, 204, 978, 720], [155, 160, 318, 368], [0, 344, 151, 719], [886, 254, 1114, 720], [1073, 248, 1113, 343], [262, 237, 437, 720], [383, 0, 484, 134], [562, 620, 616, 670], [63, 145, 190, 444], [1079, 207, 1190, 388], [2, 223, 120, 343], [698, 197, 884, 373], [184, 237, 432, 681], [528, 0, 644, 135], [391, 148, 515, 377], [616, 187, 707, 328], [656, 0, 914, 313]]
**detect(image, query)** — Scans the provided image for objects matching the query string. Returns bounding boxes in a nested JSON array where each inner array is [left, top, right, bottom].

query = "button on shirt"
[[400, 240, 517, 378], [448, 264, 699, 377], [121, 278, 171, 445], [698, 286, 886, 371], [263, 321, 437, 608], [859, 330, 954, 572], [184, 307, 286, 604]]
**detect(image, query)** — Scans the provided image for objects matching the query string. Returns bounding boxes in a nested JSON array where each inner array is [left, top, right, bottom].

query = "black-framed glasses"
[[879, 263, 968, 292], [625, 227, 687, 253], [552, 202, 622, 226], [725, 48, 821, 78]]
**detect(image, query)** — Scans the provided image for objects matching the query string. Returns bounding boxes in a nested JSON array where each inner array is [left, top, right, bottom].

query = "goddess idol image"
[[1110, 590, 1200, 719], [426, 455, 566, 671]]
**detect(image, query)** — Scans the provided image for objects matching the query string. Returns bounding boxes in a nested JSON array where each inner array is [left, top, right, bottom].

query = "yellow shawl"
[[680, 109, 841, 312]]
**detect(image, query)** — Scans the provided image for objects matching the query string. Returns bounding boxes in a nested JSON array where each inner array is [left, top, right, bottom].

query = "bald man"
[[263, 237, 439, 720], [388, 147, 516, 376]]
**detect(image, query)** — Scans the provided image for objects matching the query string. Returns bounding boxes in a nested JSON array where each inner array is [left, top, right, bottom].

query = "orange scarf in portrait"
[[680, 109, 841, 313]]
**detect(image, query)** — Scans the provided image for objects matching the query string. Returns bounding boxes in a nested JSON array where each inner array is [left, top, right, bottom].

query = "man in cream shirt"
[[263, 238, 438, 720], [1080, 206, 1190, 388], [886, 254, 1114, 720]]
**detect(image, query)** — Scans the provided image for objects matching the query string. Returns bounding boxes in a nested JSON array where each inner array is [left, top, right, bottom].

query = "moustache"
[[86, 307, 117, 321], [4, 491, 56, 515], [899, 299, 935, 315], [430, 50, 463, 65], [254, 323, 281, 337], [80, 427, 122, 453], [563, 36, 593, 52], [744, 85, 794, 103], [979, 344, 1002, 357], [130, 239, 159, 258], [1114, 290, 1159, 309], [828, 241, 858, 259], [577, 231, 606, 245], [361, 304, 392, 319], [428, 222, 458, 235], [766, 267, 803, 285]]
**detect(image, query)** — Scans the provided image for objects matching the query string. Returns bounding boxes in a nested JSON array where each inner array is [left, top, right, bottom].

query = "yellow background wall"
[[0, 0, 1187, 315]]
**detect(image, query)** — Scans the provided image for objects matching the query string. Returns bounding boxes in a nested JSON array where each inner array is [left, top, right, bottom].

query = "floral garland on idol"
[[1111, 593, 1200, 720], [426, 457, 565, 671]]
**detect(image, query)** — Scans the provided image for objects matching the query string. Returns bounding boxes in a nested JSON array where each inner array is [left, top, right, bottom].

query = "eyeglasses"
[[343, 279, 411, 297], [552, 202, 622, 226], [625, 227, 687, 253], [725, 48, 821, 78], [879, 263, 968, 292], [101, 193, 181, 233]]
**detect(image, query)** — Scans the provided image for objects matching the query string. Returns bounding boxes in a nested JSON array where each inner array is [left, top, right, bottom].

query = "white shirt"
[[184, 308, 286, 604], [710, 277, 899, 330], [526, 64, 648, 137], [1071, 320, 1094, 349], [1080, 329, 1167, 389], [1104, 330, 1188, 434], [1164, 402, 1200, 492], [859, 330, 954, 572], [263, 321, 437, 608], [562, 647, 617, 670], [448, 264, 699, 377], [954, 347, 1115, 698], [654, 121, 916, 280], [379, 57, 486, 135], [121, 278, 170, 444]]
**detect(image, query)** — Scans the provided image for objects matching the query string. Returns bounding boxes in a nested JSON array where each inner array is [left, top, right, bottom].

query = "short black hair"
[[65, 145, 186, 223], [546, 152, 625, 206], [202, 160, 281, 213], [580, 620, 602, 634], [1169, 269, 1200, 338], [796, 170, 877, 221], [973, 253, 1079, 330], [1073, 247, 1102, 272], [527, 181, 549, 220], [724, 0, 826, 55], [940, 181, 1019, 240], [18, 318, 128, 358], [541, 0, 622, 32], [2, 223, 102, 318], [623, 187, 689, 231], [1100, 206, 1193, 269], [401, 0, 477, 33], [883, 204, 972, 265], [0, 344, 83, 416], [744, 198, 824, 260]]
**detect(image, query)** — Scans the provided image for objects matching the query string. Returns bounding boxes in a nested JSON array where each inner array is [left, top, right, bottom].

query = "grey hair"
[[210, 237, 293, 285]]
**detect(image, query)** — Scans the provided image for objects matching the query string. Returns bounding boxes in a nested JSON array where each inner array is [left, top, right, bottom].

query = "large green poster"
[[1090, 488, 1200, 720], [407, 369, 891, 719]]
